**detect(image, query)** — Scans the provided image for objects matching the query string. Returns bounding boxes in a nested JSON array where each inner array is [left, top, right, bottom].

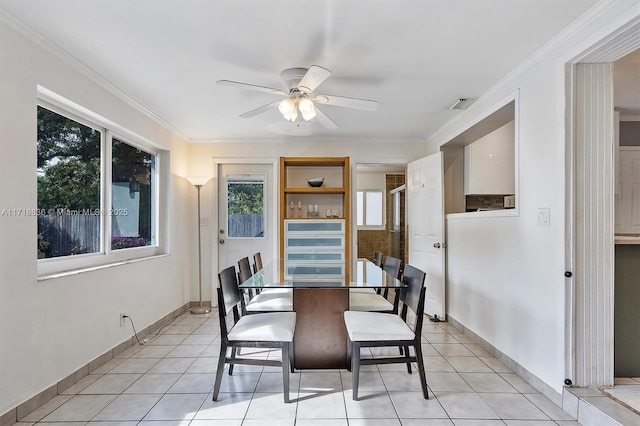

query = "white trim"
[[0, 8, 193, 142], [569, 15, 640, 63], [569, 62, 616, 387]]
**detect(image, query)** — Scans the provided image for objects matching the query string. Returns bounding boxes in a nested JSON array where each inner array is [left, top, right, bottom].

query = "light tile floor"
[[604, 377, 640, 413], [14, 311, 584, 426]]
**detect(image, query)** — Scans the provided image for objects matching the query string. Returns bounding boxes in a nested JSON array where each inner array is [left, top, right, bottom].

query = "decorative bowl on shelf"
[[307, 177, 324, 187]]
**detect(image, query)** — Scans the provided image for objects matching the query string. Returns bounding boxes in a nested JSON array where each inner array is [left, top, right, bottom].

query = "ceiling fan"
[[217, 65, 378, 129]]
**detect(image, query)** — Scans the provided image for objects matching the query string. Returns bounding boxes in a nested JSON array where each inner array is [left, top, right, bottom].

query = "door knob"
[[219, 239, 225, 245], [433, 243, 441, 249]]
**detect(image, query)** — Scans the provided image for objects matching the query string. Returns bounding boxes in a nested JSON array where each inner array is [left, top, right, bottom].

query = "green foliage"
[[37, 106, 101, 210], [228, 183, 264, 214], [37, 158, 100, 210]]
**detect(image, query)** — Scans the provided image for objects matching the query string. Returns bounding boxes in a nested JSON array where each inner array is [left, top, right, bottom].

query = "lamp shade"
[[186, 176, 212, 186]]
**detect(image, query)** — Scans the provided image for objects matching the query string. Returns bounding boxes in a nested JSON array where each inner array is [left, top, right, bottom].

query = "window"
[[36, 95, 161, 275], [356, 190, 384, 227], [111, 138, 156, 249], [37, 106, 102, 258], [226, 174, 265, 238]]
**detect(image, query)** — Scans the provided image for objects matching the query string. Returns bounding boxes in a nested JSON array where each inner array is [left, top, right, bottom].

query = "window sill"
[[37, 253, 170, 281]]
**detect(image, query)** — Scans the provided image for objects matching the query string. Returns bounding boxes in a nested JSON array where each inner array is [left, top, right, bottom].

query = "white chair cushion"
[[349, 292, 394, 312], [344, 311, 414, 342], [349, 288, 377, 294], [260, 288, 293, 296], [228, 312, 296, 342], [247, 292, 293, 312]]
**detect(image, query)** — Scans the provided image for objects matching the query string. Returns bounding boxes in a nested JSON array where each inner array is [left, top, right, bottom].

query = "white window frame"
[[37, 87, 165, 278], [357, 189, 385, 230]]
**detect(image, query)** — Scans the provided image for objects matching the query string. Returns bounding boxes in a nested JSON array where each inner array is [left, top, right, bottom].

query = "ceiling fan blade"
[[314, 94, 378, 111], [298, 65, 332, 93], [217, 80, 286, 96], [239, 101, 280, 118], [314, 106, 339, 129]]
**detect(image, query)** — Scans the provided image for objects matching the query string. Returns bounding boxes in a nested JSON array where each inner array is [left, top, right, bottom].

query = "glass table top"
[[239, 258, 404, 289]]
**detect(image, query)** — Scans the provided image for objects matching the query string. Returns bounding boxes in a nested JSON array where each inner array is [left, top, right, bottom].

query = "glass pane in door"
[[227, 175, 265, 238]]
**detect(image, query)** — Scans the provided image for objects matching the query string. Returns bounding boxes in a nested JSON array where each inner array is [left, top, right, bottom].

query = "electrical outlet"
[[120, 313, 127, 327]]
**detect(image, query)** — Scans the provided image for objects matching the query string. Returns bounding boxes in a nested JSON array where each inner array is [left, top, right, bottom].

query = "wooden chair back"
[[399, 264, 426, 336], [253, 252, 263, 273], [373, 251, 384, 267], [383, 255, 403, 279], [238, 257, 253, 283], [217, 266, 243, 339]]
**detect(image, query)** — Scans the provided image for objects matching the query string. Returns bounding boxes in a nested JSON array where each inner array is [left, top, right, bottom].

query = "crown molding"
[[0, 7, 193, 143], [189, 137, 427, 145], [427, 0, 631, 146]]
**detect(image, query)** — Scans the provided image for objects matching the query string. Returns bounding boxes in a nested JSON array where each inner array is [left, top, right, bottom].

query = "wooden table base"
[[293, 288, 349, 369]]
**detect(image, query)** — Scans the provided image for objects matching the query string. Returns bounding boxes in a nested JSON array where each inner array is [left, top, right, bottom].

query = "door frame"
[[564, 16, 640, 387], [211, 157, 279, 303]]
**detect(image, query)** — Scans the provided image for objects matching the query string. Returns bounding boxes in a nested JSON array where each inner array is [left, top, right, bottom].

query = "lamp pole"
[[191, 183, 210, 314]]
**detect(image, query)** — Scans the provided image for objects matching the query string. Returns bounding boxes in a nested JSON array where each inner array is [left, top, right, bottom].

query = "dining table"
[[239, 258, 405, 369]]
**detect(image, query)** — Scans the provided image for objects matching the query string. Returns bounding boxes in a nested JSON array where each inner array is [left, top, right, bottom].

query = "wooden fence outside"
[[228, 214, 264, 238], [38, 213, 262, 257], [38, 214, 100, 257]]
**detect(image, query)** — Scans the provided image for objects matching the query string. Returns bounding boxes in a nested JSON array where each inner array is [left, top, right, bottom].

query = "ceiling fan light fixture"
[[283, 108, 298, 122], [278, 98, 296, 115], [298, 97, 316, 121]]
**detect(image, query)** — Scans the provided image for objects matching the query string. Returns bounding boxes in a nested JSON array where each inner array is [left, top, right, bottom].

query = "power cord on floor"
[[122, 315, 147, 345]]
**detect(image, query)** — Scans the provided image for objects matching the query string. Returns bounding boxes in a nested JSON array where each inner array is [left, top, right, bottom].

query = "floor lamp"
[[187, 176, 212, 314]]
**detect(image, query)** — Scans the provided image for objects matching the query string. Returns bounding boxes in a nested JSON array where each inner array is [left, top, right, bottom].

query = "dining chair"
[[213, 265, 296, 403], [349, 254, 403, 313], [253, 252, 263, 273], [238, 257, 256, 299], [344, 264, 428, 400], [382, 255, 403, 279], [351, 251, 385, 295], [237, 257, 293, 313], [373, 250, 384, 267]]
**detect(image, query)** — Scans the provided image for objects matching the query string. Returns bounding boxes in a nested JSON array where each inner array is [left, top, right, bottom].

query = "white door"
[[407, 152, 445, 319], [218, 164, 274, 272]]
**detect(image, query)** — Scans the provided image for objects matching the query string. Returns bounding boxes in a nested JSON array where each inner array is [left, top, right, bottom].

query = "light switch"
[[200, 217, 208, 226], [537, 208, 550, 226]]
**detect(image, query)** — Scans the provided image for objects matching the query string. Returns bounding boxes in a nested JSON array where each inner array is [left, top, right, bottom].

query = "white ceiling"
[[1, 0, 602, 142]]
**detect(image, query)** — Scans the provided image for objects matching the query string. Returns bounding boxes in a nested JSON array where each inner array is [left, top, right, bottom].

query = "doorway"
[[566, 19, 640, 393], [216, 163, 275, 273], [354, 163, 406, 263]]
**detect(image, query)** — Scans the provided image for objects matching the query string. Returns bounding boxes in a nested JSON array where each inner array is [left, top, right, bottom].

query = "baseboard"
[[446, 315, 567, 411], [0, 303, 190, 426]]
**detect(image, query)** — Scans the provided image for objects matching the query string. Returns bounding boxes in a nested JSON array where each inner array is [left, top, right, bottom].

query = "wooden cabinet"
[[279, 157, 350, 276]]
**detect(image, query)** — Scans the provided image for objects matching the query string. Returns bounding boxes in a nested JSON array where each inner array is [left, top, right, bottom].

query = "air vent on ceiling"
[[447, 98, 477, 110]]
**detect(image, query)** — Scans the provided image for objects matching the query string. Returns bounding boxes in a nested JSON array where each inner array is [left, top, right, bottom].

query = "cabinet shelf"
[[284, 187, 345, 194], [280, 156, 350, 280]]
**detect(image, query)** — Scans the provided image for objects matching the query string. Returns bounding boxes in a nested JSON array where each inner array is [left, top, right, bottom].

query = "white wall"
[[357, 172, 386, 191], [0, 20, 192, 414], [425, 0, 639, 395]]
